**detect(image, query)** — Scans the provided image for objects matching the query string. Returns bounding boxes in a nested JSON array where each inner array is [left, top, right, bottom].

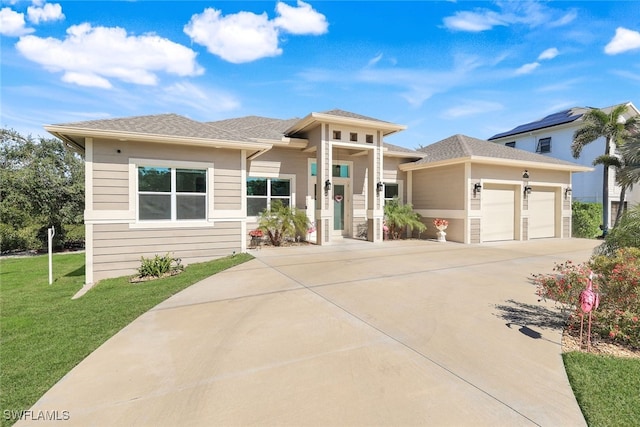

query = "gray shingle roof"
[[207, 116, 299, 140], [383, 142, 422, 156], [414, 134, 583, 167], [52, 113, 251, 142]]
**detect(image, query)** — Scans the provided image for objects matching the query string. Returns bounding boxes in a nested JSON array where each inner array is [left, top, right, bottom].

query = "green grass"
[[0, 252, 253, 427], [564, 351, 640, 426]]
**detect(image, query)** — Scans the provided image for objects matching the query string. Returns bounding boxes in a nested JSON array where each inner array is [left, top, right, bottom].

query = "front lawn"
[[0, 252, 252, 427], [564, 351, 640, 427]]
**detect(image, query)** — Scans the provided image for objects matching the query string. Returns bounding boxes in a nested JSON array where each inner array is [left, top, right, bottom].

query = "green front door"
[[333, 184, 345, 232]]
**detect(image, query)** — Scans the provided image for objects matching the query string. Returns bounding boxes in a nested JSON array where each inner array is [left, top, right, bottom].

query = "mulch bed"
[[562, 328, 640, 358]]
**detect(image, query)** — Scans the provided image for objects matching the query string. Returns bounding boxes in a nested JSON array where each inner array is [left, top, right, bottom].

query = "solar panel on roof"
[[488, 109, 583, 140]]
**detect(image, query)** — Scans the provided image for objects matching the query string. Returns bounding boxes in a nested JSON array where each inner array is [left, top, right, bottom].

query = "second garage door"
[[482, 184, 515, 242], [528, 187, 556, 239]]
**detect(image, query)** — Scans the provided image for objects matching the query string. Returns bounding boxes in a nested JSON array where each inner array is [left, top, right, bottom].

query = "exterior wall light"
[[565, 187, 572, 199], [473, 183, 482, 195], [524, 185, 532, 196], [324, 179, 331, 194], [376, 182, 384, 194]]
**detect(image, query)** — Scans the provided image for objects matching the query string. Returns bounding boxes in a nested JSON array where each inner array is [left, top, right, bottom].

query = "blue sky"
[[2, 1, 640, 149]]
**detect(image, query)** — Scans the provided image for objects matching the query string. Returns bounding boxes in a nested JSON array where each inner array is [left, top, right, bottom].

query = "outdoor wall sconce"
[[524, 185, 532, 196], [376, 182, 384, 194], [565, 187, 572, 199], [473, 182, 482, 196], [324, 179, 331, 194], [522, 170, 529, 180]]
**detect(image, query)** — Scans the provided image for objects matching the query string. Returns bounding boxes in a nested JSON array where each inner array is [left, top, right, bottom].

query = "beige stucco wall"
[[411, 164, 465, 210]]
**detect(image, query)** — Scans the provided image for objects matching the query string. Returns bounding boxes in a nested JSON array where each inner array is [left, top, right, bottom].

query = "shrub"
[[257, 199, 309, 246], [136, 253, 184, 279], [383, 197, 426, 240], [534, 249, 640, 348], [572, 201, 602, 238], [596, 205, 640, 256]]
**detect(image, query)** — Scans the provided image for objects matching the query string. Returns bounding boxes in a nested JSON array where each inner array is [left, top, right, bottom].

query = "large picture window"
[[247, 177, 291, 216], [138, 166, 207, 221]]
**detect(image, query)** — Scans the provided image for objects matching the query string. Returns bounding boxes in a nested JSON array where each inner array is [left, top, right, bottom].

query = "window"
[[138, 166, 206, 221], [384, 183, 399, 204], [505, 141, 516, 148], [366, 134, 374, 144], [536, 137, 551, 153], [311, 163, 349, 178], [332, 130, 341, 140], [350, 132, 358, 142], [247, 178, 291, 216]]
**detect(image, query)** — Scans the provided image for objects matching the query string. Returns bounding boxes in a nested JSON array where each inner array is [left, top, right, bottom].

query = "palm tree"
[[571, 104, 638, 236]]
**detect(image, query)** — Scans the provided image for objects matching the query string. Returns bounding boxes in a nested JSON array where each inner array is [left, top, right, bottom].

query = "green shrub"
[[0, 222, 41, 253], [572, 201, 602, 238], [136, 253, 184, 279], [596, 205, 640, 256], [383, 197, 426, 240], [63, 224, 85, 249], [258, 199, 309, 246]]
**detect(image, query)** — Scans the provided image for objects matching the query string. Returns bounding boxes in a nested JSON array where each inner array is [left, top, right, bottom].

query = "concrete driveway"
[[23, 238, 600, 426]]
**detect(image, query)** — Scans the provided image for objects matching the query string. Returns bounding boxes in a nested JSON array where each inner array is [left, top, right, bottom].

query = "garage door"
[[482, 185, 515, 242], [528, 188, 556, 239]]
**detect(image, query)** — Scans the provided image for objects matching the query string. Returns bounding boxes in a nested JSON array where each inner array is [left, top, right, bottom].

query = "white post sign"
[[48, 226, 55, 285]]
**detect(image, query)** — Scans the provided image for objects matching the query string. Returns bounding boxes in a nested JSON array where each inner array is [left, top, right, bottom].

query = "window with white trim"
[[138, 166, 207, 221], [384, 183, 399, 204], [247, 178, 291, 216]]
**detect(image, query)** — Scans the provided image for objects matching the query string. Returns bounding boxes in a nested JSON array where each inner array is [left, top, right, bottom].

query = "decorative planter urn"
[[436, 225, 447, 242]]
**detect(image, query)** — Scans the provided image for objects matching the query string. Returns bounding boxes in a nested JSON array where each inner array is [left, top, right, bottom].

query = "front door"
[[332, 180, 350, 237]]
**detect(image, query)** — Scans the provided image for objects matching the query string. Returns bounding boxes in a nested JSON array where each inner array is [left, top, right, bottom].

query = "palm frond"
[[592, 155, 621, 168]]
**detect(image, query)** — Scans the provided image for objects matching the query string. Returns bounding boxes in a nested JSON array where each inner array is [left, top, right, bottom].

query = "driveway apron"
[[21, 238, 601, 426]]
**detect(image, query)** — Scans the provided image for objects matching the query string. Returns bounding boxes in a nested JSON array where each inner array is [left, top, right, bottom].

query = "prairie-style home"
[[46, 109, 590, 283]]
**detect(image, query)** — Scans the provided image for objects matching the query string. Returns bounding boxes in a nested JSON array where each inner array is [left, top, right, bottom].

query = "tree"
[[383, 197, 426, 239], [257, 199, 309, 246], [571, 105, 638, 236], [1, 128, 84, 252]]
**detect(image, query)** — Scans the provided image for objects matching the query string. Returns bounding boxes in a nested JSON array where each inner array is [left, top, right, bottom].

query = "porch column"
[[367, 130, 384, 242], [315, 124, 332, 245]]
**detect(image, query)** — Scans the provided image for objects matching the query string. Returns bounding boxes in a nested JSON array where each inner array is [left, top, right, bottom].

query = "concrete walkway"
[[22, 238, 600, 426]]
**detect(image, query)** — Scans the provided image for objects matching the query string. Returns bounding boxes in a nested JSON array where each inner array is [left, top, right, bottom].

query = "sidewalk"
[[20, 238, 600, 426]]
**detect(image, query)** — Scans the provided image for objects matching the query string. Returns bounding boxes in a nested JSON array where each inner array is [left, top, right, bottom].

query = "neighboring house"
[[488, 102, 640, 227], [45, 110, 589, 284]]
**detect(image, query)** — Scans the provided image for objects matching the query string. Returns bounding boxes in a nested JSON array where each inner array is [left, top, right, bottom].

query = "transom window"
[[350, 132, 358, 142], [536, 137, 551, 153], [138, 166, 207, 221], [247, 178, 291, 216], [310, 163, 349, 178], [332, 130, 341, 140]]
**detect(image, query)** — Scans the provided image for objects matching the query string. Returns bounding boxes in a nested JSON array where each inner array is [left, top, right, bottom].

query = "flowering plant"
[[433, 218, 448, 228], [249, 229, 263, 238]]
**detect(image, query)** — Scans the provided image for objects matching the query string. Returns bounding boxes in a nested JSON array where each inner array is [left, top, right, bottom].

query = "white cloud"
[[274, 0, 328, 35], [605, 27, 640, 55], [443, 10, 505, 32], [0, 7, 33, 36], [515, 62, 540, 75], [538, 47, 559, 60], [16, 23, 204, 88], [184, 8, 280, 64], [441, 100, 503, 119], [185, 2, 327, 63], [443, 1, 576, 32], [367, 53, 383, 67], [27, 2, 64, 24], [161, 82, 240, 114]]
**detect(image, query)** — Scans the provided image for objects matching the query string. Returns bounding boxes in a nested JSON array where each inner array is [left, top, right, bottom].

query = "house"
[[45, 110, 589, 284], [488, 102, 640, 227]]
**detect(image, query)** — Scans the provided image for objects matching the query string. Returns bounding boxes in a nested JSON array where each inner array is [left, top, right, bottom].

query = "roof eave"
[[284, 112, 406, 136], [43, 125, 272, 151], [399, 155, 593, 172]]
